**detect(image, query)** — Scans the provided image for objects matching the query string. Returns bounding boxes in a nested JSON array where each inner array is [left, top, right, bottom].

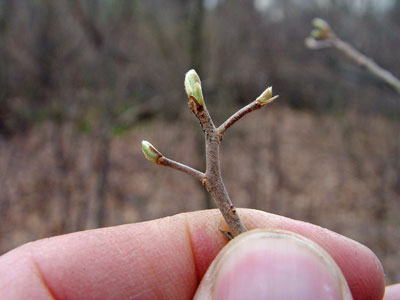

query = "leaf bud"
[[184, 69, 204, 106], [312, 18, 329, 31], [141, 140, 162, 164], [256, 86, 274, 104]]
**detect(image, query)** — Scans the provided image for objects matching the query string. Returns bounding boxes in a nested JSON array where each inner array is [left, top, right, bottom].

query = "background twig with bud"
[[142, 69, 278, 238], [305, 18, 400, 95]]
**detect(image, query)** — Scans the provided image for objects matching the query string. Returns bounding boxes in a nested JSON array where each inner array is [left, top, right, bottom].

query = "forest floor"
[[1, 105, 399, 284]]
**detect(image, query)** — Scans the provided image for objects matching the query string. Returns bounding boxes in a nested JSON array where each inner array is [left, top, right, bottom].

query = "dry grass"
[[1, 106, 399, 283]]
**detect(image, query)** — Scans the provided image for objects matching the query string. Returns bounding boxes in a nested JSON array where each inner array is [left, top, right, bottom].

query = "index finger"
[[0, 209, 384, 300]]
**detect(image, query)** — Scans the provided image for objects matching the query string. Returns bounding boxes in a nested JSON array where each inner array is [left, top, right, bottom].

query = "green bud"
[[312, 18, 329, 31], [311, 18, 331, 40], [305, 37, 318, 49], [184, 69, 204, 106], [256, 86, 274, 104], [311, 29, 324, 39], [141, 140, 161, 164]]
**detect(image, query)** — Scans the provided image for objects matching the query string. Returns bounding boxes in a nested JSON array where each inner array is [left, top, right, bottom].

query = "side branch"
[[159, 157, 205, 181], [218, 94, 278, 138], [141, 140, 205, 181]]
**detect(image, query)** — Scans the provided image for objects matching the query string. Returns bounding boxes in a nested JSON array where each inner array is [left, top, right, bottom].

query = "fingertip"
[[384, 283, 400, 300], [187, 209, 385, 300], [195, 229, 353, 300]]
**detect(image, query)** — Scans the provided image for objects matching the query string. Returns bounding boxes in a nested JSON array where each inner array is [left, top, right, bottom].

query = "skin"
[[0, 209, 387, 300]]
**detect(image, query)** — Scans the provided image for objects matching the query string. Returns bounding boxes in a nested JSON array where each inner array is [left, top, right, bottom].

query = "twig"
[[141, 141, 205, 181], [218, 89, 278, 139], [305, 18, 400, 95], [141, 70, 277, 237]]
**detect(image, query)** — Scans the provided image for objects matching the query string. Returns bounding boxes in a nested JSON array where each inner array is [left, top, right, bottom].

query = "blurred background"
[[0, 0, 399, 284]]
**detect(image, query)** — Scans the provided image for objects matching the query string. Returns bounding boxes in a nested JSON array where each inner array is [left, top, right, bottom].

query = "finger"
[[194, 229, 353, 300], [240, 209, 385, 300], [0, 209, 384, 300], [384, 283, 400, 300]]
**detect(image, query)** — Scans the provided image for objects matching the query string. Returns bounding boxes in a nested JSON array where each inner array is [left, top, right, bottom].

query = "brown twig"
[[142, 70, 277, 237], [218, 94, 279, 139], [141, 140, 205, 180], [190, 95, 248, 237], [160, 157, 205, 181], [306, 18, 400, 95]]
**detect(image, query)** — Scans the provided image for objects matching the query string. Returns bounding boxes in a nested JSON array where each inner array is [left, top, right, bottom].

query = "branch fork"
[[142, 69, 278, 237]]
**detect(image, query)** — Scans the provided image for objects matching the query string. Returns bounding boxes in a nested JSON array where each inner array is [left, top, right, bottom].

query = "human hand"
[[0, 209, 392, 299]]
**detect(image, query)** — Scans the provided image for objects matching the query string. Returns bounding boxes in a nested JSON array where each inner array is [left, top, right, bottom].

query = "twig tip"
[[256, 86, 278, 104], [141, 140, 162, 164], [185, 69, 204, 106]]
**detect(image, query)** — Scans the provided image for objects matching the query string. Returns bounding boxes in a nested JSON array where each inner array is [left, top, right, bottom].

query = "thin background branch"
[[306, 18, 400, 95]]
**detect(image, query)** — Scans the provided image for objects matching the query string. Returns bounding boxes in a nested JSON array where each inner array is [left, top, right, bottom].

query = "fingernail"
[[194, 229, 352, 300]]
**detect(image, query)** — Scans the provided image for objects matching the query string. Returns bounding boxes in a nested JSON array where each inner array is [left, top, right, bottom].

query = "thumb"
[[194, 229, 353, 300]]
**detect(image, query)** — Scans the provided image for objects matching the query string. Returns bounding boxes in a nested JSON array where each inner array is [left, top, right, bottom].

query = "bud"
[[312, 18, 329, 31], [141, 140, 162, 164], [311, 18, 330, 40], [184, 69, 204, 106], [305, 37, 316, 48], [311, 29, 324, 40], [256, 86, 275, 104]]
